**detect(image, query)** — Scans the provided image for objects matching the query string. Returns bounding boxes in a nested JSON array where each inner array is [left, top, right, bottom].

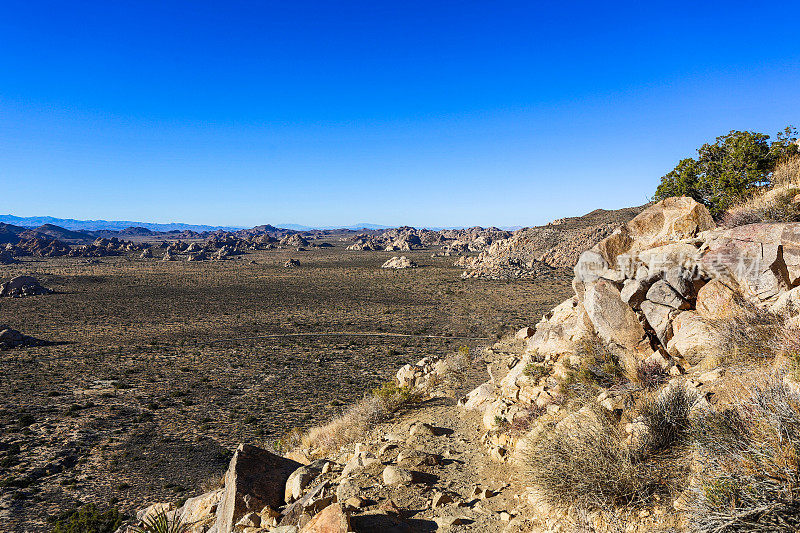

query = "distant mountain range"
[[276, 222, 392, 231], [0, 215, 242, 233], [0, 214, 515, 233]]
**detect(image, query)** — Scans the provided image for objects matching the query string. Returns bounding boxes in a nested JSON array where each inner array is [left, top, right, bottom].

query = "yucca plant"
[[132, 509, 188, 533]]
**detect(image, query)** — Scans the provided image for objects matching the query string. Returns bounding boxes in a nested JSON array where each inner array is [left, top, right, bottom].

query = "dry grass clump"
[[710, 304, 800, 366], [637, 384, 695, 454], [521, 407, 660, 509], [723, 156, 800, 227], [689, 376, 800, 532], [521, 385, 696, 512], [635, 359, 669, 390]]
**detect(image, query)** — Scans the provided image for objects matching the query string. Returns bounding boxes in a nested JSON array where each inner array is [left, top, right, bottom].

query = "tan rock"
[[667, 311, 720, 366], [701, 224, 790, 304], [641, 301, 676, 347], [215, 444, 301, 533], [646, 280, 690, 310], [382, 465, 414, 485], [299, 503, 350, 533], [515, 327, 534, 340], [696, 279, 744, 319], [525, 297, 595, 358], [583, 279, 646, 349]]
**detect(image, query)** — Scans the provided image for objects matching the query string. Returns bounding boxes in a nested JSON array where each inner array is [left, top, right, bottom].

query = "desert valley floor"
[[0, 245, 573, 530]]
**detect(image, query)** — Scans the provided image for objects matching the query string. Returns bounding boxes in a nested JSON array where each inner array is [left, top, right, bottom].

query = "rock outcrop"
[[0, 276, 53, 298], [380, 256, 417, 269]]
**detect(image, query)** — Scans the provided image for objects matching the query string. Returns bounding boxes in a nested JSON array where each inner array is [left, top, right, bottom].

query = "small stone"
[[435, 516, 470, 528], [382, 465, 414, 485], [432, 492, 454, 507], [408, 421, 436, 437], [344, 496, 367, 509]]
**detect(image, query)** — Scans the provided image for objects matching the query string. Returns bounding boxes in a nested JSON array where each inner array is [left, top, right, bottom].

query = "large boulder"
[[701, 224, 790, 304], [0, 276, 52, 298], [525, 297, 595, 357], [576, 197, 713, 279], [695, 279, 745, 319], [646, 280, 691, 310], [666, 311, 721, 366], [640, 301, 677, 347], [583, 279, 646, 350], [299, 503, 350, 533], [215, 444, 302, 533], [381, 256, 417, 269]]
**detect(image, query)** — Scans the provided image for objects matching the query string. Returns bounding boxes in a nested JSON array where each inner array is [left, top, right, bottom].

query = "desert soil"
[[0, 245, 572, 531]]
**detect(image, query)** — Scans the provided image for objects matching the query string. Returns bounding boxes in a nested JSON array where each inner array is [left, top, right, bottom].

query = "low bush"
[[635, 360, 669, 390], [522, 385, 696, 512], [637, 384, 694, 454], [689, 377, 800, 532], [559, 340, 627, 401], [521, 407, 660, 509], [51, 504, 124, 533], [711, 304, 800, 366]]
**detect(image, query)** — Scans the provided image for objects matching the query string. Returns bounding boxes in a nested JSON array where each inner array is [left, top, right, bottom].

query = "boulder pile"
[[458, 205, 647, 278], [0, 276, 53, 298], [461, 196, 800, 468], [381, 256, 417, 269], [347, 227, 510, 253]]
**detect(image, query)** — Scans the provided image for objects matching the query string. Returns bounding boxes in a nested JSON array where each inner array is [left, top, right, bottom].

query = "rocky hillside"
[[118, 197, 800, 532], [458, 204, 648, 279]]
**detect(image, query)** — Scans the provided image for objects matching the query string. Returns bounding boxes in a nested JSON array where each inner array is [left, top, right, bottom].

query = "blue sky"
[[2, 1, 799, 228]]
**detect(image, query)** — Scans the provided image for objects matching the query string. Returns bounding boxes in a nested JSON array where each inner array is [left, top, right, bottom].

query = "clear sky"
[[2, 1, 799, 228]]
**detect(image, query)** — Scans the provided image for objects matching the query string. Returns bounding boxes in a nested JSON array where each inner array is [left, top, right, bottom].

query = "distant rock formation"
[[381, 256, 418, 269], [0, 276, 53, 298]]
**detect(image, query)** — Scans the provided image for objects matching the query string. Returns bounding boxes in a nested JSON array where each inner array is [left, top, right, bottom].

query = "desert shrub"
[[132, 508, 188, 533], [708, 303, 800, 366], [654, 127, 798, 218], [523, 363, 550, 382], [689, 377, 800, 532], [521, 407, 660, 509], [560, 340, 627, 401], [372, 381, 422, 412], [635, 360, 669, 390], [637, 384, 695, 454], [51, 504, 124, 533]]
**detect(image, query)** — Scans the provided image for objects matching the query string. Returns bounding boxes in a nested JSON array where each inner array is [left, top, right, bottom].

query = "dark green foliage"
[[51, 504, 124, 533], [654, 126, 798, 217]]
